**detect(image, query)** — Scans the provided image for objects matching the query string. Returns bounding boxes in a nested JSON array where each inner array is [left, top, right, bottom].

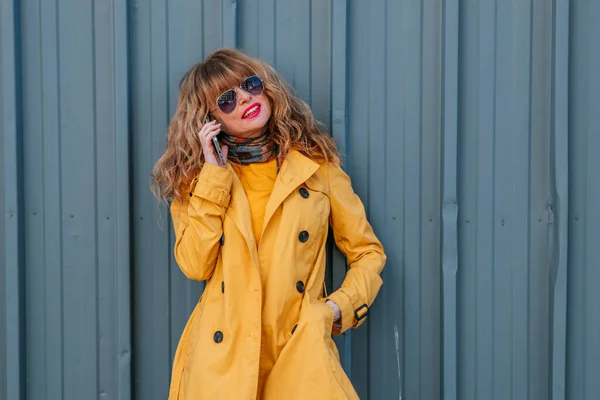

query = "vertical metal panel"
[[4, 0, 133, 399], [418, 2, 444, 397], [345, 0, 444, 398], [0, 123, 4, 400], [131, 0, 187, 396], [29, 0, 65, 397], [114, 1, 133, 397], [57, 1, 98, 396], [551, 0, 570, 399], [222, 0, 237, 48], [0, 48, 4, 400], [530, 3, 558, 400], [21, 0, 56, 397], [1, 0, 25, 399], [458, 1, 496, 398], [458, 1, 554, 400], [130, 3, 173, 397], [568, 0, 600, 399], [442, 0, 460, 399]]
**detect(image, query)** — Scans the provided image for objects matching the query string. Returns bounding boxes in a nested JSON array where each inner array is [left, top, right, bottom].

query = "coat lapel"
[[260, 150, 319, 238], [225, 164, 259, 261]]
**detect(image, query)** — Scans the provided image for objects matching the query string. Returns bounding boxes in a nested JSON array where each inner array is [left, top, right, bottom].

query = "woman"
[[152, 48, 386, 400]]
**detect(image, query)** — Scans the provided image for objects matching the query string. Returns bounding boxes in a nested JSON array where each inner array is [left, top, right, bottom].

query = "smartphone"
[[206, 116, 227, 166]]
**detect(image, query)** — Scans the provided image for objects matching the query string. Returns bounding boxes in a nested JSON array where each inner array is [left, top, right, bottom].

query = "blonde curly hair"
[[151, 48, 340, 202]]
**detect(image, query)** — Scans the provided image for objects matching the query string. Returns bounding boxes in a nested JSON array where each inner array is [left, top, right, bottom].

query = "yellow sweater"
[[231, 159, 278, 243]]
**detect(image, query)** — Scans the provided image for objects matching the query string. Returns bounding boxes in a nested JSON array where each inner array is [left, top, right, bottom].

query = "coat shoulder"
[[307, 161, 338, 194]]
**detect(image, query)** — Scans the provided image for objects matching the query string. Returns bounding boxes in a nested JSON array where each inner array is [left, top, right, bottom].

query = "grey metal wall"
[[1, 0, 131, 399], [458, 0, 557, 398], [1, 0, 599, 400], [567, 0, 600, 397]]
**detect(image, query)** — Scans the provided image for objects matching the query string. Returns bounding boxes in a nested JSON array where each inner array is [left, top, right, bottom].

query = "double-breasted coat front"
[[168, 150, 386, 399]]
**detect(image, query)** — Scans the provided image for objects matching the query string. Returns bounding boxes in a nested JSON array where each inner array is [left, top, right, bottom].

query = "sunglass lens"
[[241, 76, 264, 95], [217, 90, 237, 114]]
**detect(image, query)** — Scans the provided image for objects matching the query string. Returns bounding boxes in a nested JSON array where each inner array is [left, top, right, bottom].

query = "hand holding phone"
[[205, 117, 227, 166], [198, 117, 227, 167], [211, 135, 227, 166]]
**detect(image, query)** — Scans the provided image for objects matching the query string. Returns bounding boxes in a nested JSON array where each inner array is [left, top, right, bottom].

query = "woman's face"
[[209, 83, 272, 138]]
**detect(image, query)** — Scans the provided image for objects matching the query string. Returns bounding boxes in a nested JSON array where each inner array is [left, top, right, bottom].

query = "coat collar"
[[224, 150, 320, 251], [261, 150, 320, 237]]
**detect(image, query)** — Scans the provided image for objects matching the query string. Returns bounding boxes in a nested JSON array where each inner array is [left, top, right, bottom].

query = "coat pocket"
[[264, 300, 350, 399], [311, 300, 335, 339]]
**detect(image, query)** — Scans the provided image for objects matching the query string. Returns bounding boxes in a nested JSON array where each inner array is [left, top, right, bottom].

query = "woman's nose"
[[236, 88, 251, 105]]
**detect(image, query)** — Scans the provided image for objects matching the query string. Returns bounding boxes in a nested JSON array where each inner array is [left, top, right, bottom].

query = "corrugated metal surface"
[[458, 1, 556, 399], [343, 1, 445, 398], [568, 0, 600, 398], [1, 1, 25, 399], [2, 0, 600, 399], [2, 0, 131, 399]]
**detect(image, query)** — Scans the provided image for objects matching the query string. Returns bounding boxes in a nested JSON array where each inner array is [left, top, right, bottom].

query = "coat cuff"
[[326, 287, 369, 336], [189, 163, 233, 207]]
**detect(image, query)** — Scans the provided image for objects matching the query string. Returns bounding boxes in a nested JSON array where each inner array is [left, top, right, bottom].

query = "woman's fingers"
[[198, 121, 221, 139], [198, 122, 221, 146], [197, 120, 224, 167]]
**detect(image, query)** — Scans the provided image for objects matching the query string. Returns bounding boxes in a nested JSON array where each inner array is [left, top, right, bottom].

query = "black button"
[[214, 331, 223, 343], [220, 234, 225, 246], [189, 192, 193, 197], [296, 281, 305, 293], [221, 281, 224, 293], [299, 231, 309, 243], [299, 187, 309, 198], [291, 324, 298, 335]]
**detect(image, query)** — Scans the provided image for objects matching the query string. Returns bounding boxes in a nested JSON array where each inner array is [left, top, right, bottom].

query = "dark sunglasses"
[[212, 75, 264, 114]]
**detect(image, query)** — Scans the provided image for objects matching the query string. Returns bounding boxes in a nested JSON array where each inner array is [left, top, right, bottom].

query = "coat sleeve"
[[170, 163, 233, 281], [325, 163, 386, 335]]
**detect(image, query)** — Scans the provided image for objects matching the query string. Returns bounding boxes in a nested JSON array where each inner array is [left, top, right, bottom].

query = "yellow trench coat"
[[168, 150, 386, 400]]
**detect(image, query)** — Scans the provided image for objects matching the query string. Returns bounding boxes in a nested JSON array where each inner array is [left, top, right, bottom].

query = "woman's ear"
[[206, 112, 220, 125]]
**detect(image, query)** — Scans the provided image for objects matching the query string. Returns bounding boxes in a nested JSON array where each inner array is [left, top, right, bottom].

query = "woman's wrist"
[[326, 300, 342, 322]]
